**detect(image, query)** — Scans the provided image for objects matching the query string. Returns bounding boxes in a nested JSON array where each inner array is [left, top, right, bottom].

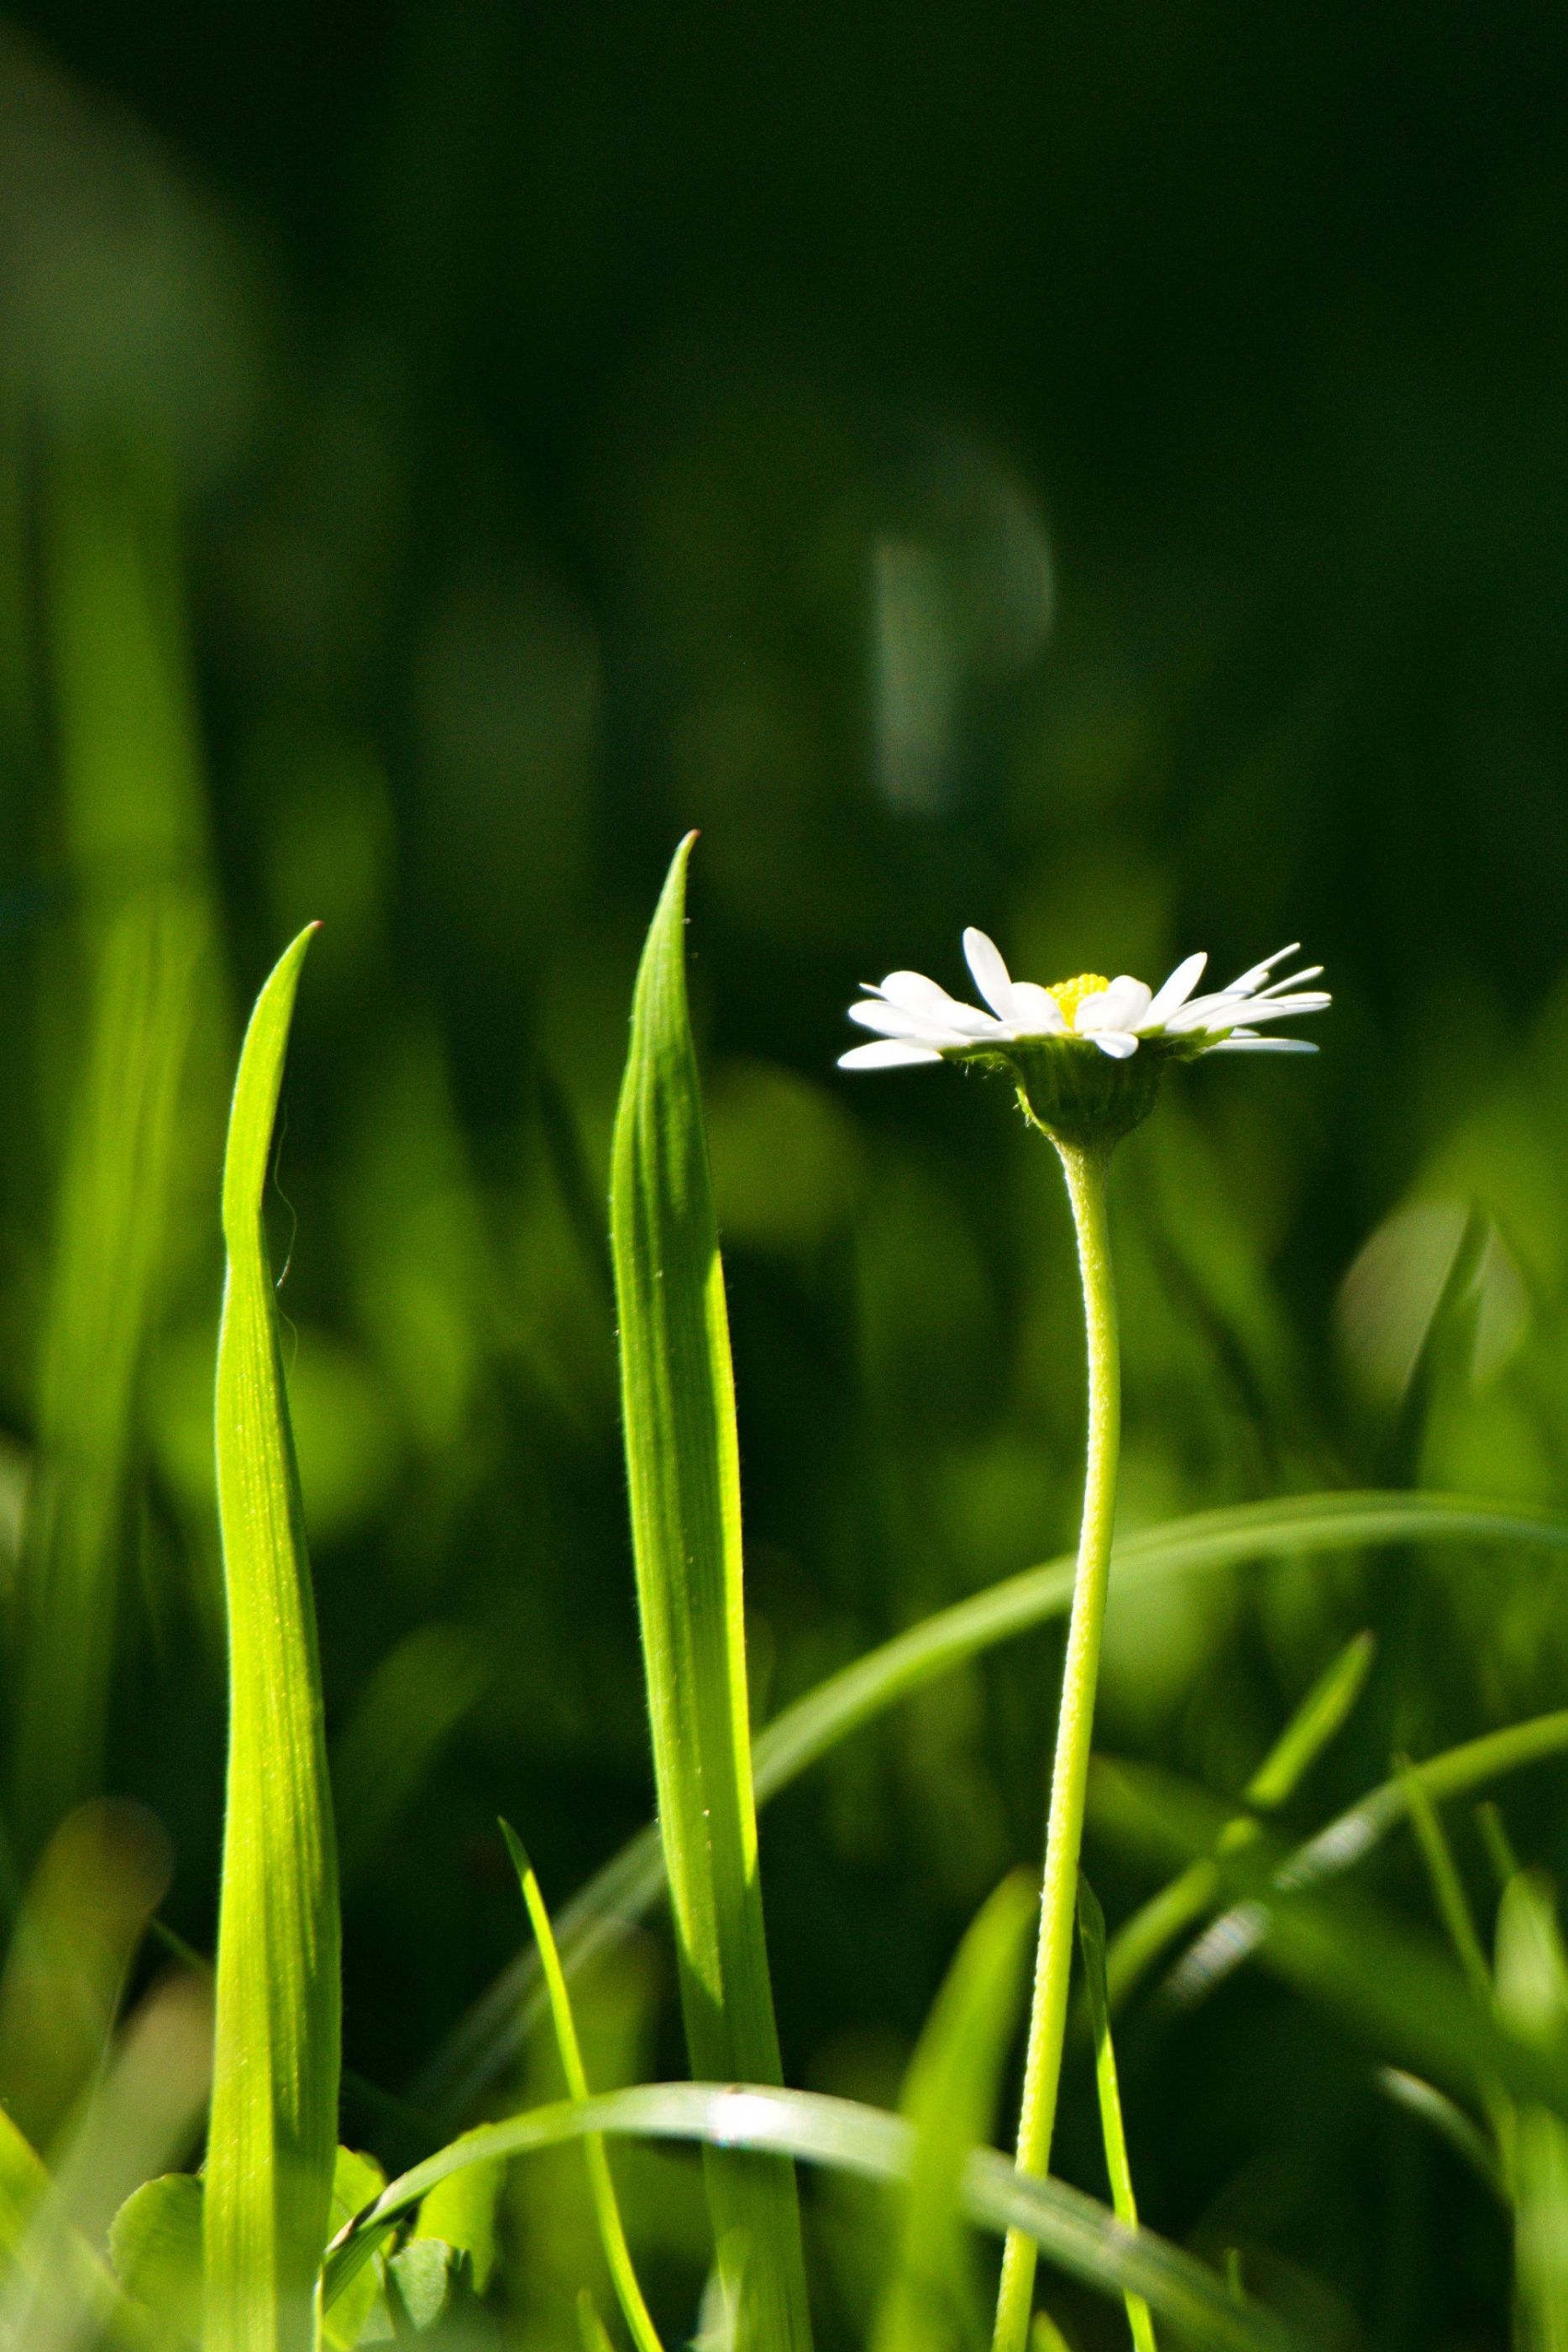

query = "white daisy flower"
[[840, 929, 1328, 1147], [840, 931, 1329, 1070]]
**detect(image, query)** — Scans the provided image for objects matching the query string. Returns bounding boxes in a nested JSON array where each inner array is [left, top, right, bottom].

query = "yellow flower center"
[[1047, 973, 1109, 1023]]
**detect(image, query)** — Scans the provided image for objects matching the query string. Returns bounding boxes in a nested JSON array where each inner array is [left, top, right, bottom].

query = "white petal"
[[1162, 990, 1248, 1032], [1075, 976, 1151, 1034], [1217, 994, 1330, 1026], [847, 1000, 957, 1043], [875, 970, 1003, 1038], [1006, 981, 1066, 1035], [1092, 1030, 1140, 1059], [837, 1040, 945, 1071], [878, 969, 966, 1021], [962, 927, 1015, 1019], [1209, 1036, 1319, 1053], [1142, 951, 1207, 1027], [1253, 964, 1324, 1000], [1224, 943, 1298, 996]]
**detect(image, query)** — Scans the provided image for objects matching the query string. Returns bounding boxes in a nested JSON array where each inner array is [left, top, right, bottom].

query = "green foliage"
[[427, 1498, 1563, 2114], [1076, 1882, 1156, 2352], [871, 1872, 1034, 2352], [1496, 1875, 1568, 2352], [500, 1821, 663, 2352], [610, 837, 811, 2351], [1101, 1629, 1373, 2015], [324, 2150, 387, 2351], [109, 2173, 204, 2346], [9, 449, 218, 1856], [204, 928, 342, 2352], [323, 2082, 1293, 2352], [11, 201, 1568, 2343]]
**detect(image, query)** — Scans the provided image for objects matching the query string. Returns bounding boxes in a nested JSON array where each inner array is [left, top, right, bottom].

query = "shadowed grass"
[[421, 1494, 1568, 2118]]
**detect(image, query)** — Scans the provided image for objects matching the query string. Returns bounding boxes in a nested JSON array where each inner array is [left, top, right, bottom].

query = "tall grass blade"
[[610, 835, 810, 2351], [421, 1493, 1568, 2117], [500, 1822, 663, 2352], [323, 2082, 1296, 2352], [203, 928, 340, 2352], [11, 446, 219, 1855], [871, 1872, 1034, 2352], [1076, 1882, 1156, 2352]]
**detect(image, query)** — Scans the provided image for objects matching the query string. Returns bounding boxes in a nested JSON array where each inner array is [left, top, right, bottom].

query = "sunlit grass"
[[8, 771, 1568, 2349]]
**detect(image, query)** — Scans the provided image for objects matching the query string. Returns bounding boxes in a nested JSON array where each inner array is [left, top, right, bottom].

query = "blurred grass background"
[[0, 0, 1565, 2340]]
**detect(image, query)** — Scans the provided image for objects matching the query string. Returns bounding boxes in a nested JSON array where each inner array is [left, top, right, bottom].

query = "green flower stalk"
[[841, 927, 1329, 2352]]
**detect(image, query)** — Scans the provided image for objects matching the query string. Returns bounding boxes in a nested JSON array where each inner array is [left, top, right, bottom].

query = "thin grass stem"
[[500, 1824, 664, 2352]]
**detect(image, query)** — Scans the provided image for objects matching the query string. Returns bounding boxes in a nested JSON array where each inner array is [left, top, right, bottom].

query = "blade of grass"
[[1, 1973, 212, 2352], [0, 2098, 170, 2352], [1396, 1761, 1513, 2181], [323, 2082, 1297, 2352], [1114, 1710, 1568, 2009], [333, 1625, 485, 1891], [419, 1493, 1568, 2118], [1397, 1760, 1493, 2004], [1476, 1803, 1523, 1893], [1376, 2068, 1507, 2200], [0, 1798, 173, 2155], [12, 444, 218, 1856], [1104, 1631, 1374, 2013], [1245, 1634, 1377, 1814], [1091, 1761, 1568, 2129], [1496, 1875, 1568, 2351], [500, 1822, 663, 2352], [871, 1872, 1035, 2352], [610, 835, 810, 2352], [579, 2289, 621, 2352], [1077, 1882, 1156, 2352], [203, 928, 340, 2352]]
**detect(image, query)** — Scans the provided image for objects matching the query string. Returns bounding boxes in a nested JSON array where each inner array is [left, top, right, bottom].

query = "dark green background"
[[2, 1, 1566, 2340]]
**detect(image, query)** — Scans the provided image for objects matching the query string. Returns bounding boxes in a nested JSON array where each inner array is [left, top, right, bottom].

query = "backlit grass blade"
[[323, 2082, 1297, 2352], [871, 1872, 1034, 2352], [419, 1492, 1568, 2117], [610, 835, 810, 2352], [1077, 1882, 1156, 2352], [499, 1823, 663, 2352], [204, 928, 340, 2352]]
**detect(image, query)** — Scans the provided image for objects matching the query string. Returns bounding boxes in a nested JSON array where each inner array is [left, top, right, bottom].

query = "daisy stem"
[[992, 1136, 1121, 2352]]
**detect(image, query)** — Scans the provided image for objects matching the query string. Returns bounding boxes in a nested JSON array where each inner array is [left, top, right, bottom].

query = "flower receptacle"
[[1004, 1037, 1166, 1150]]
